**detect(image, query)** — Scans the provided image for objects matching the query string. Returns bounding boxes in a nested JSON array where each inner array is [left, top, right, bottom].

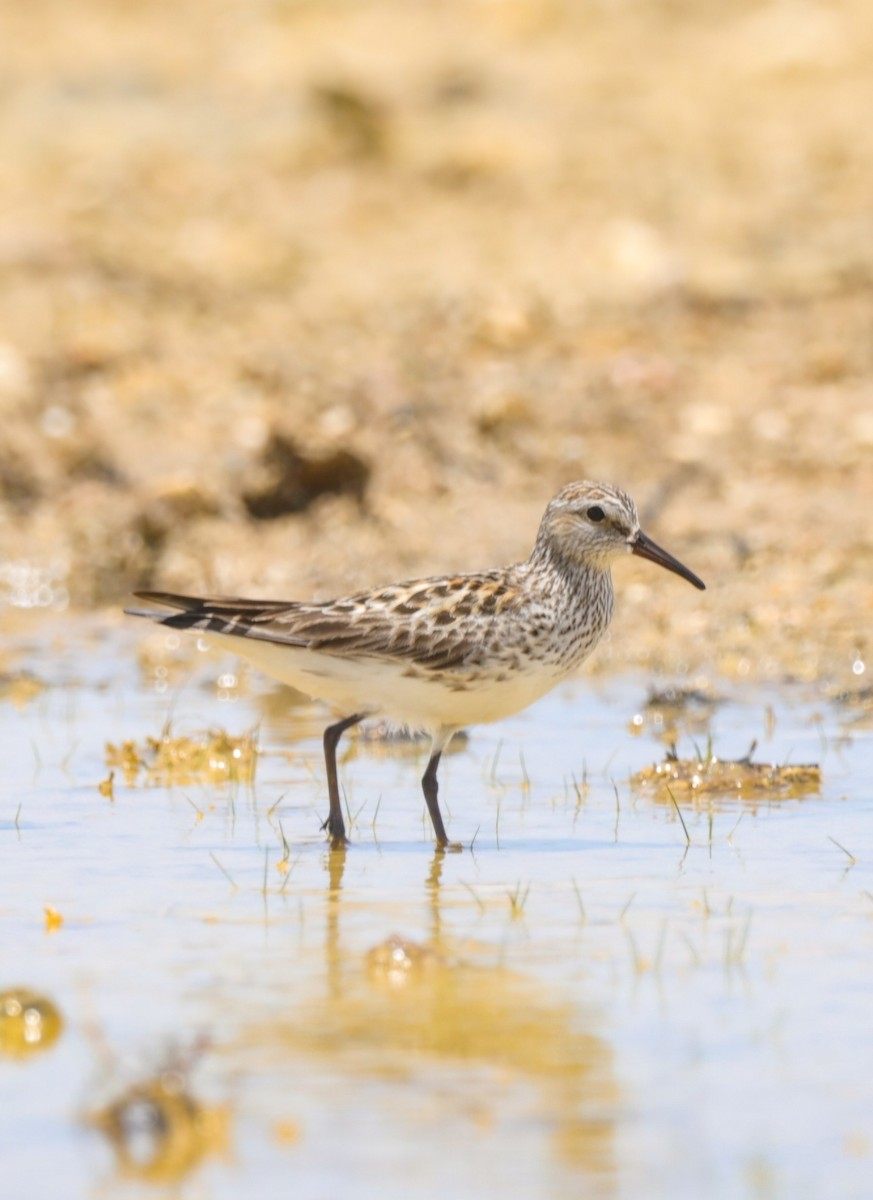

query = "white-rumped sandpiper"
[[127, 481, 704, 846]]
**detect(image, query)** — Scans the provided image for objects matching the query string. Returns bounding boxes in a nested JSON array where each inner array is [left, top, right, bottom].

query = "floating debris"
[[632, 742, 821, 803], [0, 670, 47, 708], [359, 723, 468, 757], [105, 727, 258, 786], [645, 682, 720, 713], [366, 935, 441, 990], [87, 1065, 230, 1184], [0, 989, 63, 1057], [629, 681, 720, 741], [826, 684, 873, 726]]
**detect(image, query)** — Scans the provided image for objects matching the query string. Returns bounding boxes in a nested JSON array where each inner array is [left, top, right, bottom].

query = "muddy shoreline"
[[1, 0, 871, 687]]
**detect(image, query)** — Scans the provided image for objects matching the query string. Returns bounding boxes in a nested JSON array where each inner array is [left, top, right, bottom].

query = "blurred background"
[[1, 0, 871, 682], [4, 8, 873, 1197]]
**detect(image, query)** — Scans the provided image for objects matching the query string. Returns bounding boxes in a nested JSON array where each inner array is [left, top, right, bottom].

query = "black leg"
[[322, 714, 364, 843], [421, 750, 450, 847]]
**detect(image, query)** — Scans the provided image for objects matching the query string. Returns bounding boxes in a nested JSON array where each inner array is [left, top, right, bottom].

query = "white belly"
[[210, 634, 565, 733]]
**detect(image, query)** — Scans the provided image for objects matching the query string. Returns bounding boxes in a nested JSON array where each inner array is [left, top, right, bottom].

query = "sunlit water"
[[2, 615, 872, 1200]]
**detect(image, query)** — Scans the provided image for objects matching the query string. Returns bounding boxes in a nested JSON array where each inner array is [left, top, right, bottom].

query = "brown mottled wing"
[[127, 572, 519, 671]]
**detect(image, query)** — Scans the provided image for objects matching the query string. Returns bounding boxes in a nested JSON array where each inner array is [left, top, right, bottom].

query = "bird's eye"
[[586, 505, 605, 522]]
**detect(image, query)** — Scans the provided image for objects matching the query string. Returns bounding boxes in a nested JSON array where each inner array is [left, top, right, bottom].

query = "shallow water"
[[2, 615, 872, 1200]]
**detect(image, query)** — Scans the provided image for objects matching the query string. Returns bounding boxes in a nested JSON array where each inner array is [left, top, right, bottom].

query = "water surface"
[[2, 615, 871, 1199]]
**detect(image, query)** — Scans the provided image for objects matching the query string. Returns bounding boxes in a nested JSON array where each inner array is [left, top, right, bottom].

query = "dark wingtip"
[[128, 590, 203, 611], [125, 592, 202, 625]]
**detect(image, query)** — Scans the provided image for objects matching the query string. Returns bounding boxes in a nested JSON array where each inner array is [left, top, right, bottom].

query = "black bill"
[[631, 530, 706, 591]]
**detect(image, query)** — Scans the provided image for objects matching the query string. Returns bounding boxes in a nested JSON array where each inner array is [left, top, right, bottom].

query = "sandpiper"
[[127, 481, 704, 846]]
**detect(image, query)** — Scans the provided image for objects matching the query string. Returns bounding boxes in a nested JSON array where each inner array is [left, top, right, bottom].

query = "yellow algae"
[[632, 745, 821, 805], [0, 990, 63, 1057], [105, 727, 258, 787], [44, 905, 63, 932]]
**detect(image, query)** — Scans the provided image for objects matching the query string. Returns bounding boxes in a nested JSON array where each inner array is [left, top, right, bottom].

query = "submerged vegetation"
[[105, 726, 259, 787], [632, 741, 822, 803]]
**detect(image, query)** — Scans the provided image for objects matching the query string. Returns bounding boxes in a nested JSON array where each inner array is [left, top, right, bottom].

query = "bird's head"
[[537, 481, 705, 590]]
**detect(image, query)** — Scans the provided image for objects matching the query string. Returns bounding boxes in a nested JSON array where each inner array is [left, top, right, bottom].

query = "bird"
[[126, 481, 705, 847]]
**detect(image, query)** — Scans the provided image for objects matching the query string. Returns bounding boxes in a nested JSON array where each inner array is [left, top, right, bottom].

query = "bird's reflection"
[[324, 842, 347, 1000], [246, 841, 619, 1185], [242, 690, 619, 1182]]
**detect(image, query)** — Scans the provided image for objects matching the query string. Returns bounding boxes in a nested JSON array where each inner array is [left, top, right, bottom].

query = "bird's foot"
[[321, 816, 348, 846]]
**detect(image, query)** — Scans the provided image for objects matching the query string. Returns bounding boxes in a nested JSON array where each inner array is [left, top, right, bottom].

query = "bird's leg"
[[322, 714, 364, 843], [421, 751, 447, 845], [421, 729, 457, 848]]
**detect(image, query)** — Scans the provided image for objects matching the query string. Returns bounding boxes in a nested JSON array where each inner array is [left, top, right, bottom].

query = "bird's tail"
[[124, 591, 298, 637]]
